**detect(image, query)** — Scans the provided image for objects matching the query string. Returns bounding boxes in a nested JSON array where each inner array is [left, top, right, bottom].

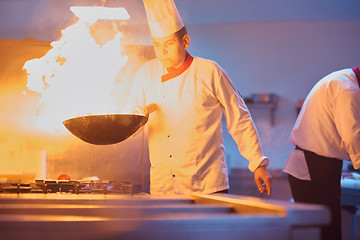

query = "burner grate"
[[0, 180, 141, 195]]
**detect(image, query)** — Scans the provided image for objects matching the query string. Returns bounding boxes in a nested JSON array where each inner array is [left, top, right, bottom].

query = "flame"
[[23, 7, 130, 135], [70, 6, 130, 24]]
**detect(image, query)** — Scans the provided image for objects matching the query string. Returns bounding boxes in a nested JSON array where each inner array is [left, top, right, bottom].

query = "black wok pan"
[[63, 114, 147, 145]]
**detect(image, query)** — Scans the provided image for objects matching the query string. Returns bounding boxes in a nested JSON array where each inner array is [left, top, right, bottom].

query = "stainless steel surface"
[[0, 193, 329, 240], [63, 114, 147, 145], [342, 187, 360, 206]]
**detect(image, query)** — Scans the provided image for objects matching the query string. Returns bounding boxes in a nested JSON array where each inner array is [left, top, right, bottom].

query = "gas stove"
[[0, 192, 330, 240], [0, 179, 141, 195]]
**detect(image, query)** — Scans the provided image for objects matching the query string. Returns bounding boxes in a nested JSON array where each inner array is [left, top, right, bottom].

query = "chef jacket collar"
[[161, 52, 193, 82], [352, 66, 360, 88]]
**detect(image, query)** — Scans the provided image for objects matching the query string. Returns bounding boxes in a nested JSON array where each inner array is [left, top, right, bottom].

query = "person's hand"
[[144, 103, 158, 117], [130, 104, 158, 137], [254, 165, 272, 196]]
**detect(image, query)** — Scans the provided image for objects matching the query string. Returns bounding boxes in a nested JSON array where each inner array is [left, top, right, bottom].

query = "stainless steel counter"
[[0, 193, 329, 240]]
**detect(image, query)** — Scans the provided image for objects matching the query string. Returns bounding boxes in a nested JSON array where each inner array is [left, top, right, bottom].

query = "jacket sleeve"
[[213, 64, 269, 172], [334, 88, 360, 169], [122, 64, 147, 115]]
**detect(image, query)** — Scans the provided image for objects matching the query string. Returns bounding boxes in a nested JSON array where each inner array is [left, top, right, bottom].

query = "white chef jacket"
[[284, 68, 360, 180], [130, 56, 268, 195]]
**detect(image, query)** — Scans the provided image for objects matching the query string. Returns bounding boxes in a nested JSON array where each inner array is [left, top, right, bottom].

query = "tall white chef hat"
[[143, 0, 184, 38]]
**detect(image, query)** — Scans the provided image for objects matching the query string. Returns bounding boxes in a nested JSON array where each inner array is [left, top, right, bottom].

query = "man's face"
[[153, 33, 189, 68]]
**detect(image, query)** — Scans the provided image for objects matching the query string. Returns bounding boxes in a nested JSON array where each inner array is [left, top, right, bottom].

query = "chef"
[[128, 0, 272, 195], [283, 66, 360, 240]]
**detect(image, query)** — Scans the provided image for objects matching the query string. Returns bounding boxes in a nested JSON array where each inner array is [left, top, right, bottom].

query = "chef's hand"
[[254, 165, 272, 196], [131, 104, 158, 137], [144, 103, 158, 117]]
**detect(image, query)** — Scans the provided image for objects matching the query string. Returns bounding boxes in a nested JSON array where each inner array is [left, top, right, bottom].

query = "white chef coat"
[[284, 68, 360, 180], [130, 56, 268, 195]]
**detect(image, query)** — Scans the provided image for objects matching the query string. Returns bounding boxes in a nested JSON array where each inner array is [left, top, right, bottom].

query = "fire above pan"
[[63, 114, 147, 145]]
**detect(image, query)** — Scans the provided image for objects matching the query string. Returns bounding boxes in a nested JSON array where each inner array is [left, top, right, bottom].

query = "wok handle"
[[140, 103, 157, 126], [145, 103, 158, 115]]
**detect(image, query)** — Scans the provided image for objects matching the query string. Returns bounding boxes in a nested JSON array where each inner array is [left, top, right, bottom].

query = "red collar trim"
[[352, 66, 360, 87], [161, 53, 193, 82]]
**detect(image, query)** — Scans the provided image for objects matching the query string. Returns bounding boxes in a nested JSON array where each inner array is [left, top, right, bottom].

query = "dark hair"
[[173, 26, 188, 40]]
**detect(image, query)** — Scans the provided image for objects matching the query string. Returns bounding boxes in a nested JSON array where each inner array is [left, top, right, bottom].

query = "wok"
[[63, 114, 147, 145]]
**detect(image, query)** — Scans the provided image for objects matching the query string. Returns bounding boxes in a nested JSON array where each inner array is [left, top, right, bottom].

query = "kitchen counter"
[[341, 178, 360, 206], [0, 192, 329, 240]]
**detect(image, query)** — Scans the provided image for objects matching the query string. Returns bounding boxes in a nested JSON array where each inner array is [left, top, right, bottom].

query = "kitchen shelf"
[[244, 101, 277, 127]]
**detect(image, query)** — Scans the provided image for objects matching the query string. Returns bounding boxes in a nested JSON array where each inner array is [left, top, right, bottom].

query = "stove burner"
[[36, 180, 140, 194], [2, 183, 32, 193], [35, 180, 81, 194], [0, 180, 141, 195]]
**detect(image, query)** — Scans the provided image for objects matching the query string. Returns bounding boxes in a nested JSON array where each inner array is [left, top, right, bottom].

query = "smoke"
[[0, 4, 154, 180]]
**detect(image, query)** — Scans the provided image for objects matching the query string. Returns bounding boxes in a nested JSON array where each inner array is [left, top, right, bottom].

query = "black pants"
[[288, 147, 343, 240]]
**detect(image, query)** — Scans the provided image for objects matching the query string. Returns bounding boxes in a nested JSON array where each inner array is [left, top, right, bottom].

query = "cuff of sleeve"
[[349, 153, 360, 169], [248, 157, 270, 172]]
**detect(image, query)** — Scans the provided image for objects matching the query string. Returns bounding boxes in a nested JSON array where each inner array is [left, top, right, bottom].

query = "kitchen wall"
[[0, 0, 359, 178], [187, 20, 360, 169]]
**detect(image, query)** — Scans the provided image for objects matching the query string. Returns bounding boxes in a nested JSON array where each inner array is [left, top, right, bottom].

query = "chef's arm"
[[334, 89, 360, 169], [123, 64, 158, 117], [122, 66, 158, 137], [213, 66, 272, 196], [124, 103, 157, 138], [138, 103, 158, 126]]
